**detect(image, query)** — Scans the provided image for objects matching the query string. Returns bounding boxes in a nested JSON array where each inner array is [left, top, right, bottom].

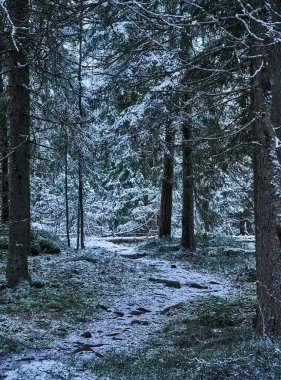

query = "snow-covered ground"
[[0, 237, 235, 379]]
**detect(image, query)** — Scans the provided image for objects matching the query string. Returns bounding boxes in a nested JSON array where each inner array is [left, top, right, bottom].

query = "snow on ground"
[[0, 237, 235, 379], [3, 360, 100, 380], [58, 236, 233, 353]]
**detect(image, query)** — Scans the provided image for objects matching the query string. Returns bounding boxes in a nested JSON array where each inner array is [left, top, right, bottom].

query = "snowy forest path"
[[58, 237, 235, 356], [0, 239, 235, 379]]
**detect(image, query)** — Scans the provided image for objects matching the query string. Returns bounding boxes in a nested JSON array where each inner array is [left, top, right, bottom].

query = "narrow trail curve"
[[59, 238, 235, 354], [1, 239, 236, 379]]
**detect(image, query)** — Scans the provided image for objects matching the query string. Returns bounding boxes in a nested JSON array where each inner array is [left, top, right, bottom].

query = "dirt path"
[[1, 239, 235, 379]]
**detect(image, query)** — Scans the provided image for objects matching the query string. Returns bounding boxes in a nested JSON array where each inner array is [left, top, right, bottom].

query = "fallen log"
[[148, 277, 181, 288]]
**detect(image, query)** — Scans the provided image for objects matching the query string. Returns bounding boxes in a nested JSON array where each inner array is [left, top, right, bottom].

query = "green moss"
[[0, 225, 63, 255], [0, 335, 23, 356]]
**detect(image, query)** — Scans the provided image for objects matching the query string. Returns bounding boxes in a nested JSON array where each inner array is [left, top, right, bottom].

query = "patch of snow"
[[3, 360, 99, 380]]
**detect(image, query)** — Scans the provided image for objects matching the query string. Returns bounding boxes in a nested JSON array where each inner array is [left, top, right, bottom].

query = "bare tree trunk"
[[158, 125, 175, 238], [252, 0, 281, 335], [181, 123, 196, 250], [78, 157, 84, 249], [6, 0, 30, 287], [64, 131, 70, 248], [0, 68, 9, 224], [76, 2, 85, 249], [76, 193, 80, 250]]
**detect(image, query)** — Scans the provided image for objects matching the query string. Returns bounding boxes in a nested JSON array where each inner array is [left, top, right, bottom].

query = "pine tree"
[[250, 0, 281, 335], [6, 0, 31, 286], [0, 66, 8, 224]]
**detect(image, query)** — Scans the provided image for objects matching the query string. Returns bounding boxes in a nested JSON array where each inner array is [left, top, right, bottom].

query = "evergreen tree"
[[6, 0, 31, 286]]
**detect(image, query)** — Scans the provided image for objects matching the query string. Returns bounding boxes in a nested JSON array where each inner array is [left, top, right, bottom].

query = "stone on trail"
[[131, 320, 149, 326], [81, 331, 92, 338], [186, 282, 208, 289], [148, 277, 181, 288]]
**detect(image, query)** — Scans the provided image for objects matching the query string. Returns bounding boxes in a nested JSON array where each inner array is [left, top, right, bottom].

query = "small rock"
[[72, 269, 80, 275], [96, 304, 110, 312], [95, 352, 103, 358], [50, 283, 60, 288], [81, 331, 92, 338], [73, 343, 93, 353], [171, 264, 177, 269], [137, 307, 151, 313], [113, 311, 124, 317], [149, 277, 181, 288], [160, 302, 183, 315], [106, 332, 119, 337], [130, 310, 144, 316], [186, 282, 208, 289], [131, 320, 149, 326], [31, 281, 45, 289]]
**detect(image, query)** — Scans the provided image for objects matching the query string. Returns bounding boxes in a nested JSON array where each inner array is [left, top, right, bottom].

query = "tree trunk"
[[76, 3, 85, 249], [158, 125, 175, 238], [0, 68, 9, 224], [252, 0, 281, 335], [6, 0, 31, 287], [76, 195, 80, 250], [181, 123, 196, 250], [64, 131, 71, 248], [78, 157, 84, 249]]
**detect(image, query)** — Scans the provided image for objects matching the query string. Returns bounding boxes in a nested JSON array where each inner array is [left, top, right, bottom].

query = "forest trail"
[[60, 237, 233, 354], [0, 239, 235, 379]]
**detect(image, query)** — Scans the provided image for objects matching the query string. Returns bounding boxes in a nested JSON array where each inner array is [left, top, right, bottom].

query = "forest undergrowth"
[[0, 236, 279, 380]]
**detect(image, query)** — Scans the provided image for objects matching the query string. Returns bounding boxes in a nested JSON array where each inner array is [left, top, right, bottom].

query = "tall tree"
[[158, 124, 175, 238], [63, 127, 71, 248], [6, 0, 31, 286], [250, 0, 281, 335], [181, 118, 196, 249], [76, 0, 85, 249], [0, 67, 9, 224]]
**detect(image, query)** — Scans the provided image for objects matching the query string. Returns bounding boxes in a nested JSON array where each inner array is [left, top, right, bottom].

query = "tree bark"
[[64, 130, 71, 248], [78, 157, 84, 249], [6, 0, 31, 287], [76, 195, 80, 250], [158, 125, 175, 238], [0, 68, 9, 224], [76, 2, 85, 249], [252, 0, 281, 335], [181, 122, 196, 250]]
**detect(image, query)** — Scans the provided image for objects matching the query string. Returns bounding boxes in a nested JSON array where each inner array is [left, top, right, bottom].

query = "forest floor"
[[0, 235, 280, 379]]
